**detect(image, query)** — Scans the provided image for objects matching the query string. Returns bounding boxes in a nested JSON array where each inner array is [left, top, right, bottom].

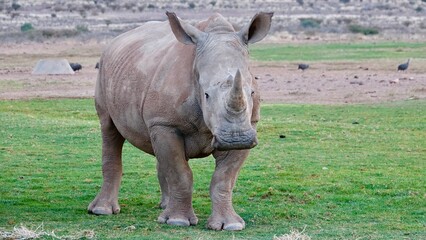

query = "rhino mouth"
[[212, 128, 258, 151]]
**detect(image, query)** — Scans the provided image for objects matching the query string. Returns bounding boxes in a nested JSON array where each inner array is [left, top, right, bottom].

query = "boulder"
[[32, 59, 75, 75]]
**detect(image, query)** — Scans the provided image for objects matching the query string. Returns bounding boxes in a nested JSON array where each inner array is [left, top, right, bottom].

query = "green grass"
[[250, 42, 426, 62], [0, 99, 425, 239]]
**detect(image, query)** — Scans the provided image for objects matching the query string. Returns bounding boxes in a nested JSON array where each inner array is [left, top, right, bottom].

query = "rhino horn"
[[226, 70, 246, 113]]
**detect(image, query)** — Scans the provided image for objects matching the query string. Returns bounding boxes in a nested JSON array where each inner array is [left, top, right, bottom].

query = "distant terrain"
[[1, 0, 426, 42], [0, 0, 425, 104]]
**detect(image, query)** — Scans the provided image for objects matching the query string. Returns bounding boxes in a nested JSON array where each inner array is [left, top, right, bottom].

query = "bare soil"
[[1, 40, 425, 104]]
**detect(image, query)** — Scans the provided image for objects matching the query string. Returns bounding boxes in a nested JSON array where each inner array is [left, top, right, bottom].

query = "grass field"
[[250, 42, 426, 62], [0, 99, 425, 239]]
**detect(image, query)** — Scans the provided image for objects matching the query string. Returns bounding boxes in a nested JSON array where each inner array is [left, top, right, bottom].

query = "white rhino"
[[88, 11, 273, 231]]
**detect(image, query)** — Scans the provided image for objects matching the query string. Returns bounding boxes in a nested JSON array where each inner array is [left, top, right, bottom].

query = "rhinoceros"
[[88, 11, 273, 231]]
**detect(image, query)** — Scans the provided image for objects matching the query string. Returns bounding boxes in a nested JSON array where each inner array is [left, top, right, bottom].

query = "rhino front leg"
[[150, 126, 198, 226], [88, 115, 125, 215], [208, 150, 249, 231], [157, 162, 169, 209]]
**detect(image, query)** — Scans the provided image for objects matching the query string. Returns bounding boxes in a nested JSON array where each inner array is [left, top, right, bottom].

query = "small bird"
[[69, 63, 82, 72], [298, 63, 309, 71], [397, 59, 410, 71]]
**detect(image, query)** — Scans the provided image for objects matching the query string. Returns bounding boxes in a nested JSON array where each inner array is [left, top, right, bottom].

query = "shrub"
[[41, 29, 79, 38], [11, 2, 21, 11], [20, 23, 33, 32], [348, 24, 379, 35], [78, 9, 87, 18], [300, 18, 322, 28], [75, 24, 89, 33]]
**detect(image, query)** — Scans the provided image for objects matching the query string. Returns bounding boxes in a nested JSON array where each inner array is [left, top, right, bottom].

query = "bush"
[[348, 24, 379, 35], [75, 24, 89, 33], [11, 2, 21, 11], [300, 18, 322, 28], [40, 29, 80, 38], [20, 23, 33, 32]]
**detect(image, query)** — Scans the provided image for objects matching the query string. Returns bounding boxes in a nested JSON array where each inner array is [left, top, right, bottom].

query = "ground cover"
[[1, 99, 425, 239]]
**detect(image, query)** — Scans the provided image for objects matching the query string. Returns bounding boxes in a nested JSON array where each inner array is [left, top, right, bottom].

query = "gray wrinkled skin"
[[88, 12, 273, 231]]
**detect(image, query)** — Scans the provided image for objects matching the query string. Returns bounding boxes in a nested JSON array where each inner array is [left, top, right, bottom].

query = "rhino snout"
[[212, 128, 258, 151]]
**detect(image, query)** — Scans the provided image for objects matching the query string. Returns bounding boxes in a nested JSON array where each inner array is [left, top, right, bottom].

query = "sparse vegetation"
[[348, 24, 379, 35], [300, 18, 322, 28], [11, 2, 21, 11], [20, 22, 33, 32], [39, 29, 80, 38], [76, 24, 89, 33]]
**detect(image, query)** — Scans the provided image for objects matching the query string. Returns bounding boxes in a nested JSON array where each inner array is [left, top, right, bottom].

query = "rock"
[[390, 78, 399, 84]]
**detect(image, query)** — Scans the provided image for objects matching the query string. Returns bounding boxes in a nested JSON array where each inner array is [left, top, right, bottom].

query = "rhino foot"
[[157, 209, 198, 227], [207, 213, 245, 231], [159, 198, 169, 209], [88, 198, 120, 215]]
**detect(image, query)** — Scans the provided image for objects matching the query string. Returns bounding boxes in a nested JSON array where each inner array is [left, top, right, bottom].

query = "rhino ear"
[[166, 11, 206, 45], [239, 12, 273, 44]]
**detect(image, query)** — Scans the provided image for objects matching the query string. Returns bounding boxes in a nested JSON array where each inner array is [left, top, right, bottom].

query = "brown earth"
[[1, 40, 425, 104]]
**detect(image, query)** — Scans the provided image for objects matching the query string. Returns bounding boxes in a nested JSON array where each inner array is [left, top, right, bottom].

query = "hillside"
[[1, 0, 425, 42]]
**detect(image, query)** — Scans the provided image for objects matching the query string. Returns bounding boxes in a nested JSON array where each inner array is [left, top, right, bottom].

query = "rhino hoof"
[[158, 216, 191, 227], [167, 218, 191, 227], [223, 222, 244, 231], [89, 206, 120, 215]]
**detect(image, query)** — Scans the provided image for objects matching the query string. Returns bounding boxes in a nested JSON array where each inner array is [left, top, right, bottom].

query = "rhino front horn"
[[226, 70, 246, 113]]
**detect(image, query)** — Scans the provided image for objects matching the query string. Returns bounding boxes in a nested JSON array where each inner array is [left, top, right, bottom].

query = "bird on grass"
[[298, 63, 309, 71], [397, 59, 410, 72]]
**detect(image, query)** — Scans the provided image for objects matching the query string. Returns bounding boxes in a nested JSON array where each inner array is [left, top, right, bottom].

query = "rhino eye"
[[251, 90, 255, 96], [205, 93, 209, 99]]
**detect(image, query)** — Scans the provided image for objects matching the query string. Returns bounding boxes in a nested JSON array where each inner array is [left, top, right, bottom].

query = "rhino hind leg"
[[88, 113, 125, 215], [150, 126, 198, 226], [208, 150, 249, 231]]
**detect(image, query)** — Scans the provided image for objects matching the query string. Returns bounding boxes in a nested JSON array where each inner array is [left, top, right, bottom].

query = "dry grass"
[[0, 224, 95, 240], [274, 227, 311, 240]]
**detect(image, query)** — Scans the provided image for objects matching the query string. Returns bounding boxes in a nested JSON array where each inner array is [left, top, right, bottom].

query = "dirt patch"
[[1, 41, 425, 104]]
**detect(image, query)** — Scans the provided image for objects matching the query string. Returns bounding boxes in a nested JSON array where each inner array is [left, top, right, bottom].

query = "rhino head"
[[167, 12, 273, 151]]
